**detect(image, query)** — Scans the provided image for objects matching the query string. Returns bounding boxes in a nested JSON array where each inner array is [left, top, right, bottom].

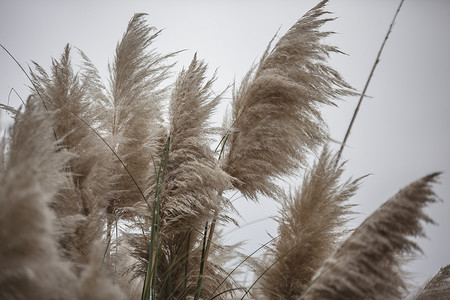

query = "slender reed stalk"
[[7, 87, 25, 105], [142, 135, 170, 300], [0, 44, 51, 114], [335, 0, 406, 163], [194, 222, 209, 300]]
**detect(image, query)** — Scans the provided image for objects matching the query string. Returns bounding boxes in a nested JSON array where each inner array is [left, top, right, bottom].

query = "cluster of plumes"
[[0, 100, 125, 300], [1, 12, 238, 300], [0, 1, 448, 300], [30, 44, 115, 271], [128, 56, 235, 299]]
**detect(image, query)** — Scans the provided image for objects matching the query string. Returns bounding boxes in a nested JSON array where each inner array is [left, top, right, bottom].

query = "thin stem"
[[183, 232, 191, 300], [70, 112, 150, 209], [102, 223, 112, 267], [8, 88, 25, 105], [240, 228, 328, 299], [1, 43, 58, 141], [142, 135, 171, 300], [194, 222, 209, 300], [203, 210, 218, 271], [335, 0, 406, 164], [0, 44, 42, 105], [208, 235, 279, 300]]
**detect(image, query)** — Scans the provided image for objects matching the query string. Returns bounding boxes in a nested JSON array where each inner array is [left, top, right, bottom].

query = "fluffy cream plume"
[[255, 147, 361, 299], [30, 45, 114, 270], [77, 241, 126, 300], [127, 55, 235, 299], [0, 98, 76, 299], [162, 56, 235, 299], [301, 173, 441, 300], [222, 0, 354, 199], [416, 264, 450, 300], [114, 245, 144, 300], [162, 55, 232, 234], [107, 13, 172, 214]]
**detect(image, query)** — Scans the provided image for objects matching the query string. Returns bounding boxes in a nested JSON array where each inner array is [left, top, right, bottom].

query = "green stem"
[[184, 232, 191, 300], [142, 135, 171, 300], [194, 222, 209, 300]]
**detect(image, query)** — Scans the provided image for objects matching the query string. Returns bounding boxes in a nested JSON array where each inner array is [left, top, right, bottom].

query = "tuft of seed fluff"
[[255, 147, 361, 299], [0, 98, 77, 300], [301, 173, 441, 300], [222, 0, 355, 200]]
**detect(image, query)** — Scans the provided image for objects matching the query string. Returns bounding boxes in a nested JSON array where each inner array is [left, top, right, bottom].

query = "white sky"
[[1, 0, 449, 291]]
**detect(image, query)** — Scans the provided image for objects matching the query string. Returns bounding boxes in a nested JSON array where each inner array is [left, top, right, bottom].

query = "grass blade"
[[142, 135, 171, 300], [194, 222, 209, 300]]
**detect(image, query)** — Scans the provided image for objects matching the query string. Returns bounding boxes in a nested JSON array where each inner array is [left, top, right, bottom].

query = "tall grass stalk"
[[335, 0, 406, 163], [142, 135, 171, 300], [194, 222, 209, 300]]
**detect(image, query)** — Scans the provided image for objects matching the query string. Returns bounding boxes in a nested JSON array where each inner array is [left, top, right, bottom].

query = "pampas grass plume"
[[222, 0, 354, 199], [301, 173, 441, 300], [0, 98, 76, 299], [256, 147, 361, 299], [416, 264, 450, 300]]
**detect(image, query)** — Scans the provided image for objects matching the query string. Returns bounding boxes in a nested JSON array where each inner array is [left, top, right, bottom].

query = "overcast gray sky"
[[1, 0, 449, 290]]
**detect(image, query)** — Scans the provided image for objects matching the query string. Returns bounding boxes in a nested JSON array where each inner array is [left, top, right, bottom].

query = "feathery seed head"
[[222, 0, 355, 200], [301, 173, 441, 300], [256, 147, 361, 299]]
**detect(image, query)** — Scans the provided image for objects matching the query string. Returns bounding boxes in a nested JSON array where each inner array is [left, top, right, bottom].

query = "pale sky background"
[[1, 0, 449, 292]]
